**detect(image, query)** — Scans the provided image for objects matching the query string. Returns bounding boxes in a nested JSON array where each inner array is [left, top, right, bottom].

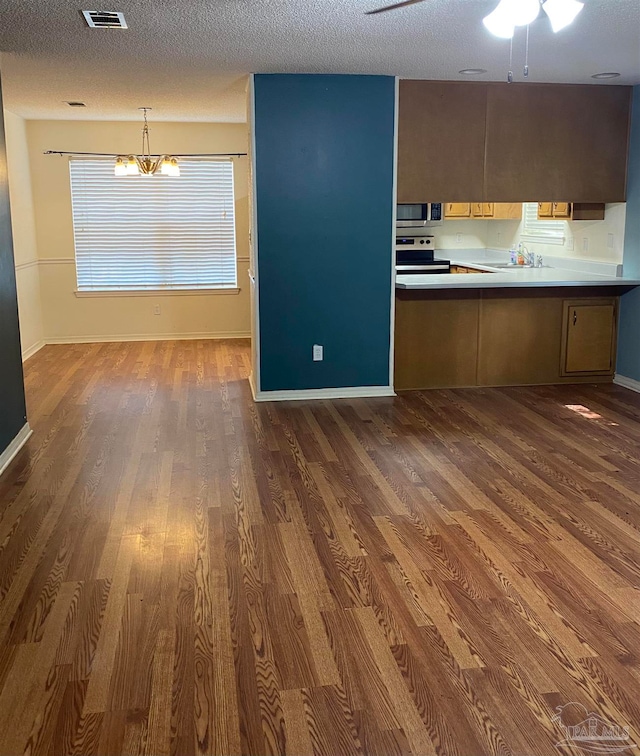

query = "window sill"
[[520, 234, 565, 246], [75, 288, 241, 298]]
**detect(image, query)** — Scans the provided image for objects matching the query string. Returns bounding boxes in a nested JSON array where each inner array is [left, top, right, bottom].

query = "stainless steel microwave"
[[396, 202, 443, 228]]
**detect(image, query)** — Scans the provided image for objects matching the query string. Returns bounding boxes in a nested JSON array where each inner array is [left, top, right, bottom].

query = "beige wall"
[[25, 119, 250, 342], [4, 110, 44, 358]]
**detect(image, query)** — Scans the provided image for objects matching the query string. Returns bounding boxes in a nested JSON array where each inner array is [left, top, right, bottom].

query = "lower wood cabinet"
[[450, 265, 492, 274], [561, 299, 617, 375], [395, 290, 619, 390], [394, 292, 479, 389]]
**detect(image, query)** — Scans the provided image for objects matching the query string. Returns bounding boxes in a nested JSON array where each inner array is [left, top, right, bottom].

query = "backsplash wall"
[[408, 204, 626, 264], [485, 203, 626, 265]]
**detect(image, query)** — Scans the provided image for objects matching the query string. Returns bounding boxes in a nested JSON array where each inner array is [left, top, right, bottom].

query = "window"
[[520, 202, 566, 246], [69, 158, 237, 292]]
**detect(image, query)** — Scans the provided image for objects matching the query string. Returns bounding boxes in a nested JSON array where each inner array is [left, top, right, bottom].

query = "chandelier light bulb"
[[167, 158, 180, 177], [160, 156, 172, 175], [542, 0, 585, 32], [114, 156, 127, 176], [125, 155, 140, 175]]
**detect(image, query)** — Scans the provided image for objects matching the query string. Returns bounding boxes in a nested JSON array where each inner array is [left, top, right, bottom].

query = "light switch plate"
[[313, 344, 323, 361], [566, 237, 574, 251]]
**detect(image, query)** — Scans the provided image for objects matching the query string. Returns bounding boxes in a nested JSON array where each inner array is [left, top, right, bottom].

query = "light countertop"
[[396, 261, 640, 290]]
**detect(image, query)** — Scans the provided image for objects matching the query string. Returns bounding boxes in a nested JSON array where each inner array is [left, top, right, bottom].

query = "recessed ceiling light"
[[66, 101, 87, 107], [459, 69, 488, 75], [81, 10, 127, 28], [591, 72, 621, 79]]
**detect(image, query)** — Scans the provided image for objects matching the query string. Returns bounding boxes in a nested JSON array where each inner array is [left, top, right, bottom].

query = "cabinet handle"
[[573, 310, 577, 326]]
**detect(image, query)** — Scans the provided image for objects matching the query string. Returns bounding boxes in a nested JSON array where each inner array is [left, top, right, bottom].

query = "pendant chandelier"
[[114, 107, 180, 177]]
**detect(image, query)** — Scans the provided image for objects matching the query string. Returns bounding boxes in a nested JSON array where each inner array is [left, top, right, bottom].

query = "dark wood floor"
[[0, 340, 639, 755]]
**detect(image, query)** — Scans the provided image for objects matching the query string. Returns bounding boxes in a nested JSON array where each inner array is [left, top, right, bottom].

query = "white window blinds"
[[69, 158, 238, 291], [521, 202, 566, 246]]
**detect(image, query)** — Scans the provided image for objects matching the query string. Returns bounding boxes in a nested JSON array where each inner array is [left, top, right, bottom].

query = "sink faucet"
[[536, 254, 544, 268], [520, 245, 534, 266]]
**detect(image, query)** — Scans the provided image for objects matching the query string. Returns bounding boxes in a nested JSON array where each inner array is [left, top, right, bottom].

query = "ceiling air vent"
[[81, 10, 128, 28], [66, 101, 87, 107]]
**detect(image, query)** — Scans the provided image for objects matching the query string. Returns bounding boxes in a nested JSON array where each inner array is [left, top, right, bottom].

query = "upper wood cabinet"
[[398, 81, 631, 204], [538, 202, 606, 221], [493, 202, 522, 220], [398, 81, 487, 203], [484, 83, 631, 202], [472, 202, 494, 218], [444, 202, 471, 217], [445, 202, 521, 220]]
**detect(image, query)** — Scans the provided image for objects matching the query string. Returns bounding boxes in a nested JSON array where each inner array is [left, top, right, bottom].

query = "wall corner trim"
[[0, 423, 32, 479], [248, 372, 258, 401], [613, 374, 640, 393], [251, 385, 396, 402], [22, 340, 45, 362]]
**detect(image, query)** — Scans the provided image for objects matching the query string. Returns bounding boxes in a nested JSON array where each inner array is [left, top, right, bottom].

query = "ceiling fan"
[[366, 0, 585, 38]]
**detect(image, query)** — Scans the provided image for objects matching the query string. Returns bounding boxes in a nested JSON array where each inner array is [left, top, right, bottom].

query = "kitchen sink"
[[485, 263, 549, 269]]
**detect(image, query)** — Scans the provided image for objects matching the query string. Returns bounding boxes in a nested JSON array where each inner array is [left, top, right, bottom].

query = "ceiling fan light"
[[125, 155, 139, 175], [542, 0, 584, 32], [114, 156, 127, 176], [483, 6, 515, 38], [504, 0, 540, 26]]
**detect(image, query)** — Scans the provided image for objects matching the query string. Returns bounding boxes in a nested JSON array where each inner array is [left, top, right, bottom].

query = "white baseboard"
[[44, 331, 251, 345], [22, 340, 45, 362], [613, 374, 640, 394], [0, 423, 32, 479], [248, 372, 258, 401], [252, 385, 396, 402]]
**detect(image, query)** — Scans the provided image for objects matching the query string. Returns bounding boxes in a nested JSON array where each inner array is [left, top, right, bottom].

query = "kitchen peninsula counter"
[[394, 272, 638, 390], [396, 265, 640, 290]]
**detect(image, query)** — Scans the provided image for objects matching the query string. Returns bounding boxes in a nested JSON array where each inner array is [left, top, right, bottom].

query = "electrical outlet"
[[313, 344, 323, 362], [607, 233, 614, 249], [582, 238, 589, 253], [456, 233, 463, 245], [154, 304, 161, 315], [566, 237, 574, 251]]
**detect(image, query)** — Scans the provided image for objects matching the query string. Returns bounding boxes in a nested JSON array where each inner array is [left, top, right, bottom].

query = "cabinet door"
[[398, 81, 487, 203], [493, 203, 522, 220], [445, 203, 471, 218], [471, 202, 494, 218], [552, 202, 572, 218], [538, 202, 553, 218], [562, 301, 616, 375], [484, 83, 631, 202]]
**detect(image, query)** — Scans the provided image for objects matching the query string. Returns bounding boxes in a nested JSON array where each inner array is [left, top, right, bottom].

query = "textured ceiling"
[[0, 0, 638, 122]]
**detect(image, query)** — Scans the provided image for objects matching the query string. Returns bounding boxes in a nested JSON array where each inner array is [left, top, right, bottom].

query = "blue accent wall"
[[0, 77, 27, 456], [253, 74, 395, 392], [617, 86, 640, 380]]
